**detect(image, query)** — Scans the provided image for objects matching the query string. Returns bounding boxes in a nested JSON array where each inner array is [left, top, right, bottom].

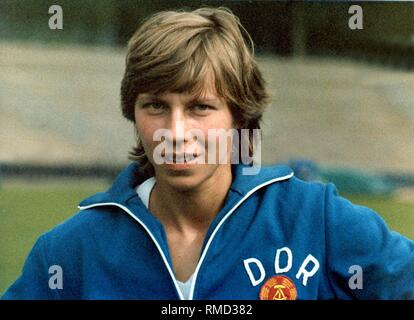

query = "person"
[[2, 6, 414, 300]]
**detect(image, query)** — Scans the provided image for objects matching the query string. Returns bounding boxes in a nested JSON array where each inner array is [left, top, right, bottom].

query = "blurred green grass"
[[1, 182, 413, 295], [0, 180, 107, 295]]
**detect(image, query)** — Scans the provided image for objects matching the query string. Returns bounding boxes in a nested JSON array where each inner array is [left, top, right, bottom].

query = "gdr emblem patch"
[[259, 275, 297, 300]]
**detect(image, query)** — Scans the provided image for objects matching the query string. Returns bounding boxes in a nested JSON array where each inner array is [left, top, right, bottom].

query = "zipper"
[[78, 172, 294, 300]]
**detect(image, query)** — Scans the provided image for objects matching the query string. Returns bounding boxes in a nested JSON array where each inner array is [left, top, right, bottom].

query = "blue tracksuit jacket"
[[2, 162, 414, 299]]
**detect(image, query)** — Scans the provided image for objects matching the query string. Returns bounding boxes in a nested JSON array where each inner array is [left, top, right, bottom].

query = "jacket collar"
[[79, 162, 293, 207], [230, 163, 294, 195], [79, 162, 294, 207]]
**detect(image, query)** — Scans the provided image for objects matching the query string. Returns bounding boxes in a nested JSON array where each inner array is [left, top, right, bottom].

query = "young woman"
[[3, 7, 414, 300]]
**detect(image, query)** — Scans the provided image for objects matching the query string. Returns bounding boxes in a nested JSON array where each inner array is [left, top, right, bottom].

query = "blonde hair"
[[120, 7, 269, 176]]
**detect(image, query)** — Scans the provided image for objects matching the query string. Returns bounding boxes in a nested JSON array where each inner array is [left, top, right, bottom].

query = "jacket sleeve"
[[1, 235, 60, 300], [324, 183, 414, 299]]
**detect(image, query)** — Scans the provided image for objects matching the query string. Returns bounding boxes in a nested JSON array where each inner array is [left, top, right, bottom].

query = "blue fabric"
[[2, 162, 414, 299]]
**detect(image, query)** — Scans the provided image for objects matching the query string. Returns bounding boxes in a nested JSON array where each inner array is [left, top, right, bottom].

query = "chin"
[[155, 164, 218, 192]]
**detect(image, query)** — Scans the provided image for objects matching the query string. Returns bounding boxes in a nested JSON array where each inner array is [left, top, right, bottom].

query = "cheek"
[[202, 112, 236, 160], [135, 114, 157, 150], [208, 109, 235, 130], [223, 108, 236, 129]]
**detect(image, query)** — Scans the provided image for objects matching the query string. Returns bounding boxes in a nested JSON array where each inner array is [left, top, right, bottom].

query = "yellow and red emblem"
[[259, 275, 297, 300]]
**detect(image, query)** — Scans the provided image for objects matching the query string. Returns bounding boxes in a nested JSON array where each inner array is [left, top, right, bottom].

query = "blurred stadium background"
[[1, 1, 414, 294]]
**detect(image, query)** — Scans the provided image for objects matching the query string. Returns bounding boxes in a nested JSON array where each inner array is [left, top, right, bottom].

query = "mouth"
[[164, 153, 200, 164]]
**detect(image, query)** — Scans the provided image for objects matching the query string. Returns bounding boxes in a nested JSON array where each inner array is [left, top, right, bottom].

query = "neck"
[[150, 165, 233, 232]]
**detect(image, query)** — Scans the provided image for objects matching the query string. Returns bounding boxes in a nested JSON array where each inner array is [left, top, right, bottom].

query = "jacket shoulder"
[[41, 206, 125, 255]]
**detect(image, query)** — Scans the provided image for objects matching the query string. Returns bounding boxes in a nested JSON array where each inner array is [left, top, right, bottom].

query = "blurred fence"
[[287, 159, 414, 196], [0, 163, 122, 182], [1, 162, 414, 196]]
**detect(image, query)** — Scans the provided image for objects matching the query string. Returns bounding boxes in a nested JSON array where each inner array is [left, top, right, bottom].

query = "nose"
[[165, 108, 189, 152]]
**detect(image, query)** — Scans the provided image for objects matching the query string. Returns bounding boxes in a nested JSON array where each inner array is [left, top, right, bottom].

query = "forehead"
[[137, 73, 223, 102]]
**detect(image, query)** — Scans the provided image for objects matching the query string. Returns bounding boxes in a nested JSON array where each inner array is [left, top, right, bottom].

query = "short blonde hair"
[[120, 7, 269, 175]]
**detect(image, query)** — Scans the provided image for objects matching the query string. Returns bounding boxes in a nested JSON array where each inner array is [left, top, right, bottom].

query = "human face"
[[134, 83, 235, 191]]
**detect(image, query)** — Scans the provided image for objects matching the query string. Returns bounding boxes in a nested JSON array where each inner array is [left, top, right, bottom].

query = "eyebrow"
[[137, 94, 221, 104]]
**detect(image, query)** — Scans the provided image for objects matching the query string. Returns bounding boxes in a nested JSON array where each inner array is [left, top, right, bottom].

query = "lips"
[[164, 153, 200, 163]]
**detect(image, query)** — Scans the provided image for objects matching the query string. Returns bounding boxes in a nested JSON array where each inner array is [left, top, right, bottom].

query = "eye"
[[142, 102, 166, 114], [191, 104, 214, 113]]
